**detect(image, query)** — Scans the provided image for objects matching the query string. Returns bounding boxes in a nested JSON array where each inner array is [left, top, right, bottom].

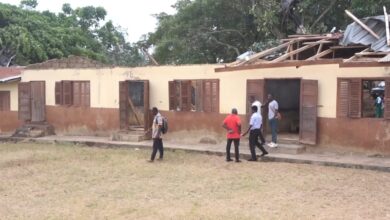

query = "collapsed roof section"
[[218, 12, 390, 72]]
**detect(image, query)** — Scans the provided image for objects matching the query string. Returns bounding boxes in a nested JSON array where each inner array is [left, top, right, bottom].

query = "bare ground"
[[0, 142, 389, 220]]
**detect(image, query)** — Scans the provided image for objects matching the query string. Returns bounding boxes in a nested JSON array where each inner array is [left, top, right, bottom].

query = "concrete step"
[[277, 137, 300, 145], [264, 143, 306, 154]]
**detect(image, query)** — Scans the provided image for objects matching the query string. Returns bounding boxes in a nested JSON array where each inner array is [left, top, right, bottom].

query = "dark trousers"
[[150, 138, 164, 161], [226, 139, 240, 161], [249, 129, 267, 160]]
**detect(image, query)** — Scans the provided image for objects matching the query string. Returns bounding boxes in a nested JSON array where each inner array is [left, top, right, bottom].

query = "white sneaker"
[[272, 143, 278, 148], [267, 142, 275, 148]]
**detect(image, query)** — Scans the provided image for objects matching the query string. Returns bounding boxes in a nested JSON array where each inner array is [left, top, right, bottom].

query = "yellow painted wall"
[[0, 81, 19, 111], [21, 64, 390, 119]]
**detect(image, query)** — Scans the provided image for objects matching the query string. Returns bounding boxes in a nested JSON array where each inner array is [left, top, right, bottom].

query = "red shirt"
[[223, 114, 241, 139]]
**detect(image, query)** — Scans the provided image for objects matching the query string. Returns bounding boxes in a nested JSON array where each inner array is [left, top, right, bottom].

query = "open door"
[[18, 81, 46, 123], [119, 80, 150, 131], [299, 80, 318, 145], [246, 79, 266, 128]]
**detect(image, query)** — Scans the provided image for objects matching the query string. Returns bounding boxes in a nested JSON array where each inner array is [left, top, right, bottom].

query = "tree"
[[148, 0, 390, 65], [0, 2, 145, 67], [20, 0, 38, 9]]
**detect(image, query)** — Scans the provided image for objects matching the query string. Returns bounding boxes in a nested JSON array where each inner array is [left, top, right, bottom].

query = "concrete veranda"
[[0, 134, 389, 173]]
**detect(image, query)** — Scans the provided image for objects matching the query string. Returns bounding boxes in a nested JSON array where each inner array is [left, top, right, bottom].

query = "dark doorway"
[[265, 79, 301, 134]]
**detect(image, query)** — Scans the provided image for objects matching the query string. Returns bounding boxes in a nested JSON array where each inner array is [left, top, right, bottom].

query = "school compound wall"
[[19, 62, 390, 152]]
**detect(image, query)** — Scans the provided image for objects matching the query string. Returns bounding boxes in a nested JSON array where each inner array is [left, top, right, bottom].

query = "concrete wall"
[[18, 64, 390, 152], [0, 81, 21, 132]]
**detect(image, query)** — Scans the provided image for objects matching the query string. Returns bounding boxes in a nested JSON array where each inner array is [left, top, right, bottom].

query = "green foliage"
[[0, 2, 144, 67], [149, 0, 390, 64]]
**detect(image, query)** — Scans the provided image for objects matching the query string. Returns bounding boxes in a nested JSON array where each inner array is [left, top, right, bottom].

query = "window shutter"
[[119, 81, 129, 129], [18, 82, 31, 121], [62, 81, 73, 106], [348, 79, 362, 118], [203, 79, 219, 113], [83, 82, 90, 107], [55, 82, 63, 105], [384, 78, 390, 119], [168, 81, 176, 110], [180, 80, 192, 111], [73, 82, 81, 107], [337, 79, 350, 118], [195, 80, 203, 111]]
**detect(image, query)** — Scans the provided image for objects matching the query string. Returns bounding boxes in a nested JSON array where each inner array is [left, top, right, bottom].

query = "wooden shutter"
[[384, 78, 390, 119], [30, 81, 46, 122], [168, 81, 176, 110], [119, 81, 129, 129], [180, 80, 192, 111], [203, 79, 219, 113], [299, 80, 318, 145], [55, 82, 63, 105], [337, 79, 350, 118], [247, 79, 265, 112], [62, 81, 73, 106], [0, 91, 10, 111], [349, 79, 362, 118], [73, 81, 81, 106], [18, 82, 31, 121], [195, 80, 203, 111], [80, 81, 90, 107], [143, 80, 151, 131]]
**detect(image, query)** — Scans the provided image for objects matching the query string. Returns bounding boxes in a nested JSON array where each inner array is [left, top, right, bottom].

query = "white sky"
[[0, 0, 177, 43]]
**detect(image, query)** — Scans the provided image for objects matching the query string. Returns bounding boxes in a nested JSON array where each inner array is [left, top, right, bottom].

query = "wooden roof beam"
[[235, 41, 294, 66], [270, 42, 321, 63], [306, 49, 334, 60]]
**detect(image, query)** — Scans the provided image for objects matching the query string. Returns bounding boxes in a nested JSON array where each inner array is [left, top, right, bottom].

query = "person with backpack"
[[148, 107, 165, 162]]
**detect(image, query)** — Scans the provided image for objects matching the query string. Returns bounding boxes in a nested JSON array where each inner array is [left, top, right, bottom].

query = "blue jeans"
[[269, 118, 278, 143]]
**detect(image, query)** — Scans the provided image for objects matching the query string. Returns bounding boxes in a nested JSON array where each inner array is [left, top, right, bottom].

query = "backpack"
[[156, 116, 168, 134], [161, 117, 168, 134]]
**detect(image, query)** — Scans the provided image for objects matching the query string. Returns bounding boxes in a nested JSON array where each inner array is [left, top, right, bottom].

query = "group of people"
[[222, 94, 280, 162], [147, 94, 280, 163]]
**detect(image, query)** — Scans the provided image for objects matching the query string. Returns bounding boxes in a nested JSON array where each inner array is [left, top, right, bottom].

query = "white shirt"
[[268, 100, 279, 119], [152, 113, 163, 139], [376, 96, 382, 104], [249, 112, 262, 130], [251, 100, 262, 115]]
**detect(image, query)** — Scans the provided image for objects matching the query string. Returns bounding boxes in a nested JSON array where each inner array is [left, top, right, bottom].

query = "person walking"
[[267, 94, 279, 148], [222, 108, 242, 162], [148, 107, 164, 162], [250, 96, 266, 145], [242, 105, 268, 161]]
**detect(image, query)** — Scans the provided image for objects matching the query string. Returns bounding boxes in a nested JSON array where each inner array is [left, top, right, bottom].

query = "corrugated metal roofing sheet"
[[340, 15, 390, 52]]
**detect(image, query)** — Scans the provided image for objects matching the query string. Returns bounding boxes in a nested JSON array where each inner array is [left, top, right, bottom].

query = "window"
[[0, 91, 10, 111], [169, 79, 219, 113], [55, 81, 90, 107], [337, 78, 390, 119]]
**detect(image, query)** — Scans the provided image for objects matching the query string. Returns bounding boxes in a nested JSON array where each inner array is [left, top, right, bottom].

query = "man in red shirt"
[[222, 108, 242, 162]]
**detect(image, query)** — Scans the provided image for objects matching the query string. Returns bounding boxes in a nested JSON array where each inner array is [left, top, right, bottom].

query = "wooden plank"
[[384, 6, 390, 46], [119, 81, 129, 130], [348, 79, 362, 118], [345, 10, 380, 40], [30, 81, 45, 122], [180, 80, 192, 111], [306, 49, 334, 60], [236, 41, 293, 66], [128, 97, 142, 126], [302, 41, 334, 45], [337, 79, 350, 118], [143, 80, 151, 131], [55, 82, 62, 105], [330, 45, 368, 49], [18, 82, 31, 121], [62, 81, 73, 106], [299, 80, 318, 145], [168, 81, 176, 110], [270, 43, 320, 63]]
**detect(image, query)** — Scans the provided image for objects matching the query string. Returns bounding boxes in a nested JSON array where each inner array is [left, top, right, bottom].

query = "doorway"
[[246, 79, 318, 145], [119, 80, 150, 131], [18, 81, 46, 123]]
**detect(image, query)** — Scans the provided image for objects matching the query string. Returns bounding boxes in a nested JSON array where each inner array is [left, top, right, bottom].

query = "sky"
[[0, 0, 178, 43]]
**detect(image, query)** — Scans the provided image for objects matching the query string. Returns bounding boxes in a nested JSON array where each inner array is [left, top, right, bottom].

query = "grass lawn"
[[0, 142, 390, 219]]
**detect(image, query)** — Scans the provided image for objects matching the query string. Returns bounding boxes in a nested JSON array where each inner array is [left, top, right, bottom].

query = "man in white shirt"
[[242, 105, 268, 161], [267, 94, 279, 148], [149, 107, 164, 162], [250, 96, 265, 145]]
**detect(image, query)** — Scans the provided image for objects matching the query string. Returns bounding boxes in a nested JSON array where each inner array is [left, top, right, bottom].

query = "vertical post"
[[384, 6, 390, 46]]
